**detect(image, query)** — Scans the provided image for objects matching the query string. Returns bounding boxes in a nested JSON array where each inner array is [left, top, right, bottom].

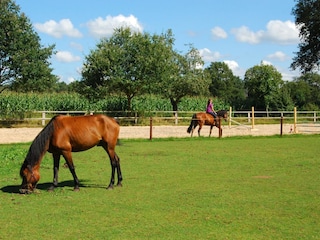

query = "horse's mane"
[[22, 116, 56, 168], [217, 110, 228, 116]]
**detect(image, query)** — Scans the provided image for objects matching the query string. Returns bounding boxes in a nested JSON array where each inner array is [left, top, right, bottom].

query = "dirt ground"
[[0, 123, 313, 144]]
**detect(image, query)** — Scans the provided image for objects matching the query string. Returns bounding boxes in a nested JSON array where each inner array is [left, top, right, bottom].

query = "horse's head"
[[19, 162, 40, 194], [217, 110, 228, 122]]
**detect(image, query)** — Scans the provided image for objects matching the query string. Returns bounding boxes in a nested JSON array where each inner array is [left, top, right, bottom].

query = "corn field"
[[0, 92, 227, 119]]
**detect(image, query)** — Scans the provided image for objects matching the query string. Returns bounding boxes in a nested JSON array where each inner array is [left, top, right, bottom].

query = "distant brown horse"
[[19, 114, 122, 194], [187, 110, 228, 137]]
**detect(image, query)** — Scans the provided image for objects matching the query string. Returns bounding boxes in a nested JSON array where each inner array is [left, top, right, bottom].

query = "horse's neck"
[[25, 140, 49, 168], [217, 111, 225, 117]]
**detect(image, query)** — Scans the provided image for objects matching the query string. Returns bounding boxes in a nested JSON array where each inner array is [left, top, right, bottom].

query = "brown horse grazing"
[[19, 114, 122, 194], [187, 110, 228, 137]]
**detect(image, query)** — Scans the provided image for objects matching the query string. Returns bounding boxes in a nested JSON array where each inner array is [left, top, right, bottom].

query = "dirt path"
[[0, 124, 301, 144]]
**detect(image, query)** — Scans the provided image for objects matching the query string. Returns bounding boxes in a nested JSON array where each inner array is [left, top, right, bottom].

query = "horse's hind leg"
[[209, 126, 213, 137], [101, 143, 122, 189], [115, 153, 123, 187], [191, 122, 198, 137], [198, 124, 203, 137], [107, 152, 122, 189]]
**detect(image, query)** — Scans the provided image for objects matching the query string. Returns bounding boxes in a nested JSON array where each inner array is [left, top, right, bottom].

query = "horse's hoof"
[[19, 188, 33, 194], [19, 188, 28, 194], [73, 188, 80, 192], [117, 183, 123, 187], [106, 185, 114, 190]]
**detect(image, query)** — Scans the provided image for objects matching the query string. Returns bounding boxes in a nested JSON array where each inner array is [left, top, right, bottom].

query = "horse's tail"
[[187, 114, 197, 133]]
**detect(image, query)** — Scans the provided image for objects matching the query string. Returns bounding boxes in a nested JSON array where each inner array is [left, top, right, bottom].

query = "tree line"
[[1, 0, 320, 112]]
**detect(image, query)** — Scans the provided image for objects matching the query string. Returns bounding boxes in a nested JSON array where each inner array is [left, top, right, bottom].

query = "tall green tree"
[[81, 27, 174, 111], [291, 0, 320, 73], [287, 73, 320, 110], [0, 0, 57, 93], [244, 64, 285, 110], [158, 45, 209, 112], [205, 62, 245, 109]]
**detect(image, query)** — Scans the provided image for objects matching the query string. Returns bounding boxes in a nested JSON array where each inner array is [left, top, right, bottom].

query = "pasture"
[[0, 135, 319, 239]]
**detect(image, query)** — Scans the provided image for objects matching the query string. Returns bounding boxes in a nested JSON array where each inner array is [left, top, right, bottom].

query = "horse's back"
[[196, 112, 213, 121], [54, 114, 118, 129], [50, 114, 119, 151]]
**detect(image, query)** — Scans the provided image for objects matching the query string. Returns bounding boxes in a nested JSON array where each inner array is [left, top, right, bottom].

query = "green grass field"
[[0, 135, 319, 239]]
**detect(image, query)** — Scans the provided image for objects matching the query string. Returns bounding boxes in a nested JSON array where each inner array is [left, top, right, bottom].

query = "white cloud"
[[261, 60, 273, 66], [223, 60, 245, 78], [267, 51, 288, 61], [67, 77, 76, 83], [57, 76, 76, 83], [224, 60, 239, 71], [211, 26, 227, 40], [199, 48, 222, 63], [231, 20, 299, 45], [34, 19, 82, 38], [264, 20, 299, 44], [231, 26, 262, 44], [55, 51, 81, 62], [281, 69, 299, 81], [86, 14, 143, 38]]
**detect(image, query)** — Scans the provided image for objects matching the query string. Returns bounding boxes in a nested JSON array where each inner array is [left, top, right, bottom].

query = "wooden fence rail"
[[25, 107, 320, 129], [1, 107, 319, 131]]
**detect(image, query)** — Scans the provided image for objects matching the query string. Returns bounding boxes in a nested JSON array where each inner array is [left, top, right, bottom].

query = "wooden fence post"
[[251, 106, 255, 129], [294, 107, 297, 133], [134, 112, 138, 124], [149, 117, 153, 140], [174, 111, 178, 125], [229, 106, 232, 129], [280, 116, 283, 136], [219, 117, 222, 138], [42, 112, 46, 126]]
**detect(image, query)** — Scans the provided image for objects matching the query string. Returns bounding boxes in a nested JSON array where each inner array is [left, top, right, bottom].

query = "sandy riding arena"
[[0, 123, 309, 144]]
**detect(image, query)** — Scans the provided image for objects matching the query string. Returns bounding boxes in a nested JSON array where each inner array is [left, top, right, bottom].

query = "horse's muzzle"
[[19, 179, 36, 194]]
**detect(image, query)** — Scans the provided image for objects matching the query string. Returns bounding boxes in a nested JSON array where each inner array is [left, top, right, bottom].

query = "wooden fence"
[[1, 107, 319, 139], [19, 107, 320, 132]]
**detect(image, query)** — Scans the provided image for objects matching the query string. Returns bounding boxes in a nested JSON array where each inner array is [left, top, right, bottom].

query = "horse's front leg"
[[48, 152, 60, 191], [62, 151, 80, 191], [219, 127, 223, 137]]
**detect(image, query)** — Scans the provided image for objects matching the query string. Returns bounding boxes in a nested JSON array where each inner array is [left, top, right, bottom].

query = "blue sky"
[[16, 0, 300, 83]]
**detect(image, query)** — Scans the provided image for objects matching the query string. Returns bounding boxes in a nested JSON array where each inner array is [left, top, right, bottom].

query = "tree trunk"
[[127, 95, 133, 112], [170, 98, 179, 112]]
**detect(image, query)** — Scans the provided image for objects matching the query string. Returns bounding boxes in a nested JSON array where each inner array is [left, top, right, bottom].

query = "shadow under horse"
[[19, 114, 122, 194], [187, 110, 228, 137]]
